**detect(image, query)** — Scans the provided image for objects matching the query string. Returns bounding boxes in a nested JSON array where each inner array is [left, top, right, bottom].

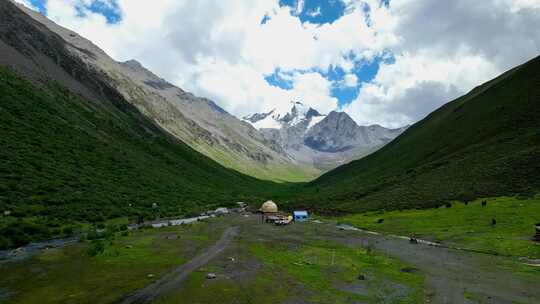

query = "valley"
[[0, 0, 539, 303], [1, 203, 539, 303]]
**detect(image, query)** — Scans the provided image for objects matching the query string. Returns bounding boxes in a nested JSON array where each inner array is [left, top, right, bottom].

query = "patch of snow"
[[250, 114, 283, 129], [245, 101, 326, 130], [307, 115, 325, 130]]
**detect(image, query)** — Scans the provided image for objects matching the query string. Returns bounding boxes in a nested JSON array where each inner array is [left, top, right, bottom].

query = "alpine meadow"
[[1, 0, 539, 303]]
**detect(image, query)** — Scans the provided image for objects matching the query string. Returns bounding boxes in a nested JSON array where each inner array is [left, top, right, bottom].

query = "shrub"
[[0, 236, 11, 250], [62, 226, 74, 236], [87, 240, 105, 257], [86, 229, 100, 240]]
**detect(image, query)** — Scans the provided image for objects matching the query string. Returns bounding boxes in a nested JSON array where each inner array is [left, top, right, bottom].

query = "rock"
[[357, 274, 366, 280], [147, 274, 155, 278], [401, 267, 419, 273], [206, 273, 217, 279], [125, 245, 133, 249]]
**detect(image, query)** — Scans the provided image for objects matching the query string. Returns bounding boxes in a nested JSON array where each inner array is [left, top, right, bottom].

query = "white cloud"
[[307, 6, 321, 17], [294, 0, 305, 16], [342, 0, 540, 127], [344, 52, 499, 128], [342, 74, 358, 87], [40, 0, 540, 128]]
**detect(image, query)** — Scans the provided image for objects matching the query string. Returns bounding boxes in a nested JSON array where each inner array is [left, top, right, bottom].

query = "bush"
[[86, 229, 100, 240], [62, 226, 74, 236], [87, 240, 105, 257], [0, 236, 11, 250]]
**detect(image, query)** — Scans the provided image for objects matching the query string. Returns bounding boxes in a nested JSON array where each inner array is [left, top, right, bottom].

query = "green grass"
[[288, 56, 540, 213], [249, 241, 424, 304], [340, 196, 540, 258], [0, 222, 224, 304], [155, 259, 294, 304]]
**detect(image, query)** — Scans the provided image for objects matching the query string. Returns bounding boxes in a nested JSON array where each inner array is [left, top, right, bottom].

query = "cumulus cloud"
[[17, 0, 540, 128], [344, 0, 540, 127]]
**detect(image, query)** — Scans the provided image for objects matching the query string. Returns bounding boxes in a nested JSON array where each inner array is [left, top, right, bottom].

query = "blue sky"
[[30, 0, 122, 24], [263, 0, 389, 107]]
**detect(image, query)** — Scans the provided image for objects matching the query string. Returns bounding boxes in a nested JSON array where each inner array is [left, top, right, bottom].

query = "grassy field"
[[340, 195, 540, 259], [0, 220, 228, 304], [154, 217, 424, 304], [1, 216, 425, 304], [248, 241, 424, 304]]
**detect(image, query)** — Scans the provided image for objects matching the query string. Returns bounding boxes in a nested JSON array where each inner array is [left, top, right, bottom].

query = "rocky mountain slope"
[[244, 102, 406, 170], [7, 2, 315, 182], [288, 55, 540, 213]]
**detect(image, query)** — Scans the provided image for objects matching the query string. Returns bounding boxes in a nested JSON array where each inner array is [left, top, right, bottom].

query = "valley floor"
[[1, 198, 539, 304]]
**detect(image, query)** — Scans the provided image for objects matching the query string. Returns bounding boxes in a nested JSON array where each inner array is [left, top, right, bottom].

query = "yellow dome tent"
[[261, 200, 278, 213]]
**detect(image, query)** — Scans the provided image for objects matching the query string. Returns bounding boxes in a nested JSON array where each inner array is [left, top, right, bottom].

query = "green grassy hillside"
[[340, 195, 540, 259], [0, 66, 284, 249], [289, 56, 540, 213]]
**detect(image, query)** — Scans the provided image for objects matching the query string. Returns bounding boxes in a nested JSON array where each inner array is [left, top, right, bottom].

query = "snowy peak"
[[243, 101, 325, 130], [244, 102, 406, 170]]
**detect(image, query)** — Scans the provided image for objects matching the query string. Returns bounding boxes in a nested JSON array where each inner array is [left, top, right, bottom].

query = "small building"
[[260, 201, 278, 213], [260, 201, 281, 224], [293, 211, 309, 222]]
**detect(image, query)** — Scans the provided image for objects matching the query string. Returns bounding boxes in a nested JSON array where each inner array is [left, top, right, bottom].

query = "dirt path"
[[333, 226, 540, 304], [119, 226, 239, 304]]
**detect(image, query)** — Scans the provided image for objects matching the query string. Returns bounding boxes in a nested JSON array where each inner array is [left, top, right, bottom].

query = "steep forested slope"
[[0, 66, 280, 222], [290, 56, 540, 213]]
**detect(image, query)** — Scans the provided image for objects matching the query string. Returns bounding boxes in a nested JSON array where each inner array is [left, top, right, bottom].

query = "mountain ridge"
[[244, 102, 407, 170]]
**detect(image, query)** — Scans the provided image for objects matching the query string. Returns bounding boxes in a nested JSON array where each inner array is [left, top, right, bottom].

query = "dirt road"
[[119, 226, 239, 304], [332, 225, 540, 304]]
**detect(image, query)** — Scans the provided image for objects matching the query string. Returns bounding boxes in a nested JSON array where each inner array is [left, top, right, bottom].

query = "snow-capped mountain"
[[243, 101, 325, 130], [244, 102, 407, 170]]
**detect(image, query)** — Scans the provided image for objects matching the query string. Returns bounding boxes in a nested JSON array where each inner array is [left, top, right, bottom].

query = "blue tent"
[[293, 211, 309, 222]]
